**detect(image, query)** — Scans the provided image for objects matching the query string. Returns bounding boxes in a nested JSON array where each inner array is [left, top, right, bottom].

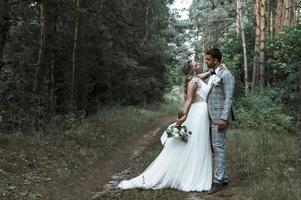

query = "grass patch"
[[0, 106, 164, 199], [227, 129, 301, 200]]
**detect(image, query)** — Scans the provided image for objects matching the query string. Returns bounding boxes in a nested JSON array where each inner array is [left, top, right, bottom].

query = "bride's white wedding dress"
[[117, 77, 212, 192]]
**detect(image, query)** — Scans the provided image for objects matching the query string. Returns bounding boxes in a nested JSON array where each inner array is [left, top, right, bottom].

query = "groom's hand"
[[218, 119, 227, 131]]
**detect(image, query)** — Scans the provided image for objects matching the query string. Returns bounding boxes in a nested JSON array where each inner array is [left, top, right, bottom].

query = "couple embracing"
[[117, 48, 235, 194]]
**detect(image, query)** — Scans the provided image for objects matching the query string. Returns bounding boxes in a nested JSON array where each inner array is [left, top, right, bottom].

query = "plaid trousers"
[[210, 123, 228, 184]]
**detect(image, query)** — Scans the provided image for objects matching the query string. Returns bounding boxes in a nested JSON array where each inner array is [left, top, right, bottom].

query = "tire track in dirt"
[[43, 115, 175, 200]]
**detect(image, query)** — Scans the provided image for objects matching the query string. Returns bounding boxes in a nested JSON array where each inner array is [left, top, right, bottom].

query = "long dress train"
[[117, 77, 212, 192]]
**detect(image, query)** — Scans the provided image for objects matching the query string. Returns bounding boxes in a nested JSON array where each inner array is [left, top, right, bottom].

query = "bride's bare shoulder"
[[189, 76, 201, 84]]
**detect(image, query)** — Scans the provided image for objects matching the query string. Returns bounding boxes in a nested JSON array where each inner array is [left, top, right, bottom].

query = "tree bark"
[[283, 0, 291, 26], [71, 0, 81, 109], [0, 0, 9, 75], [194, 26, 200, 61], [241, 4, 249, 94], [265, 0, 273, 37], [275, 0, 283, 33], [269, 7, 273, 37], [291, 0, 296, 26], [238, 0, 249, 94], [140, 0, 151, 47], [50, 52, 55, 113], [259, 0, 266, 86], [297, 6, 300, 25], [298, 62, 301, 128], [252, 0, 261, 89], [236, 0, 241, 35], [34, 0, 57, 93], [34, 1, 46, 93]]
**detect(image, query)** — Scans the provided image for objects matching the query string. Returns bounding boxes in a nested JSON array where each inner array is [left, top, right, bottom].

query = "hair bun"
[[183, 60, 193, 75]]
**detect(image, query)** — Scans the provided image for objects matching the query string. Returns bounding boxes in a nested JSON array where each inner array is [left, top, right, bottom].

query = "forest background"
[[0, 0, 300, 199]]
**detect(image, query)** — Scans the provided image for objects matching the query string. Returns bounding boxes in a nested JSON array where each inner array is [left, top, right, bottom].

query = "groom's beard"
[[206, 64, 213, 69], [208, 63, 220, 70], [212, 64, 220, 71]]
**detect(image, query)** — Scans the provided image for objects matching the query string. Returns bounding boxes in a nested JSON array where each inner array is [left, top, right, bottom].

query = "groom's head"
[[205, 48, 222, 69]]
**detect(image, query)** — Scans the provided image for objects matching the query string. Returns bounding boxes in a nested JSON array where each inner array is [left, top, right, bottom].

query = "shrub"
[[233, 88, 294, 133]]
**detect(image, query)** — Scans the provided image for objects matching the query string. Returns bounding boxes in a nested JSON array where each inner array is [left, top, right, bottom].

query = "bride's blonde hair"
[[182, 60, 195, 99]]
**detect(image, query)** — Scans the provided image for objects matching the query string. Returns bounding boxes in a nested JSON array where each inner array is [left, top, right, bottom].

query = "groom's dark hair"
[[205, 48, 222, 62]]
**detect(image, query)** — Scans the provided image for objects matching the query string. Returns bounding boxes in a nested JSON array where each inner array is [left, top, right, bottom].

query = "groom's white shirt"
[[215, 66, 220, 74], [208, 66, 221, 86]]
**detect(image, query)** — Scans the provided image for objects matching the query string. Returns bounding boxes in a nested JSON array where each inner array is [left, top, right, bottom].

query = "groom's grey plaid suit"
[[206, 68, 235, 184]]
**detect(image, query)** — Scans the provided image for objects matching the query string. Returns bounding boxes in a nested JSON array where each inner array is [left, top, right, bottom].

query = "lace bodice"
[[190, 77, 210, 102]]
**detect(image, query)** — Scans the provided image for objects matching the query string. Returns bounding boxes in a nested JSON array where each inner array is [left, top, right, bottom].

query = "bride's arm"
[[197, 70, 211, 80], [176, 82, 197, 126], [196, 63, 227, 80]]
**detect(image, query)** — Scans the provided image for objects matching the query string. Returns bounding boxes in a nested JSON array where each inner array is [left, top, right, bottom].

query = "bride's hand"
[[220, 63, 227, 69], [176, 115, 187, 126]]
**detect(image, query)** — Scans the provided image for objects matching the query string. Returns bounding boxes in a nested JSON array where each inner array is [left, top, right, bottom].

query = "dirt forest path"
[[44, 115, 240, 200], [41, 115, 175, 199]]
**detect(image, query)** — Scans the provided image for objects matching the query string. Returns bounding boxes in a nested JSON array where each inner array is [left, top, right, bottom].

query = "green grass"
[[227, 129, 301, 200], [104, 128, 301, 200], [0, 106, 164, 199], [1, 102, 300, 200]]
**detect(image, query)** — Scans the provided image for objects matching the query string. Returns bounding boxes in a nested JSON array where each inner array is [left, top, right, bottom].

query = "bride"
[[117, 60, 214, 192]]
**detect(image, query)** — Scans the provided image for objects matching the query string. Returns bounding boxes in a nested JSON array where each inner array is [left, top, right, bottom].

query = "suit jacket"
[[206, 68, 235, 124]]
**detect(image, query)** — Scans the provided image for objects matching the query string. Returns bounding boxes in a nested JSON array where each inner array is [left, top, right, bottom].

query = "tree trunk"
[[275, 0, 283, 33], [265, 0, 273, 37], [259, 0, 266, 86], [288, 0, 293, 26], [71, 0, 81, 110], [252, 0, 261, 89], [50, 52, 55, 113], [202, 36, 206, 68], [265, 0, 269, 34], [283, 0, 291, 26], [236, 0, 241, 35], [34, 1, 47, 93], [140, 0, 151, 47], [194, 26, 200, 61], [295, 8, 300, 24], [298, 62, 301, 129], [291, 0, 296, 26], [241, 6, 249, 94], [0, 0, 9, 75], [238, 0, 249, 94], [34, 0, 57, 93], [269, 8, 274, 37]]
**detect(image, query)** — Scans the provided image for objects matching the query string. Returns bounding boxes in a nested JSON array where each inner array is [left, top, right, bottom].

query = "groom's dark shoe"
[[208, 182, 223, 194], [222, 181, 229, 186]]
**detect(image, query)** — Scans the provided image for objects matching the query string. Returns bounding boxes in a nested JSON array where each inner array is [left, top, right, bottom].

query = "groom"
[[205, 48, 235, 194]]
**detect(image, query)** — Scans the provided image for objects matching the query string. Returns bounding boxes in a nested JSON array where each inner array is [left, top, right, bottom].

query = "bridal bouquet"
[[165, 125, 192, 143]]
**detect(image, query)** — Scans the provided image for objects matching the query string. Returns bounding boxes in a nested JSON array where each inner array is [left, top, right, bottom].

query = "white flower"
[[210, 75, 221, 86], [165, 125, 192, 143]]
